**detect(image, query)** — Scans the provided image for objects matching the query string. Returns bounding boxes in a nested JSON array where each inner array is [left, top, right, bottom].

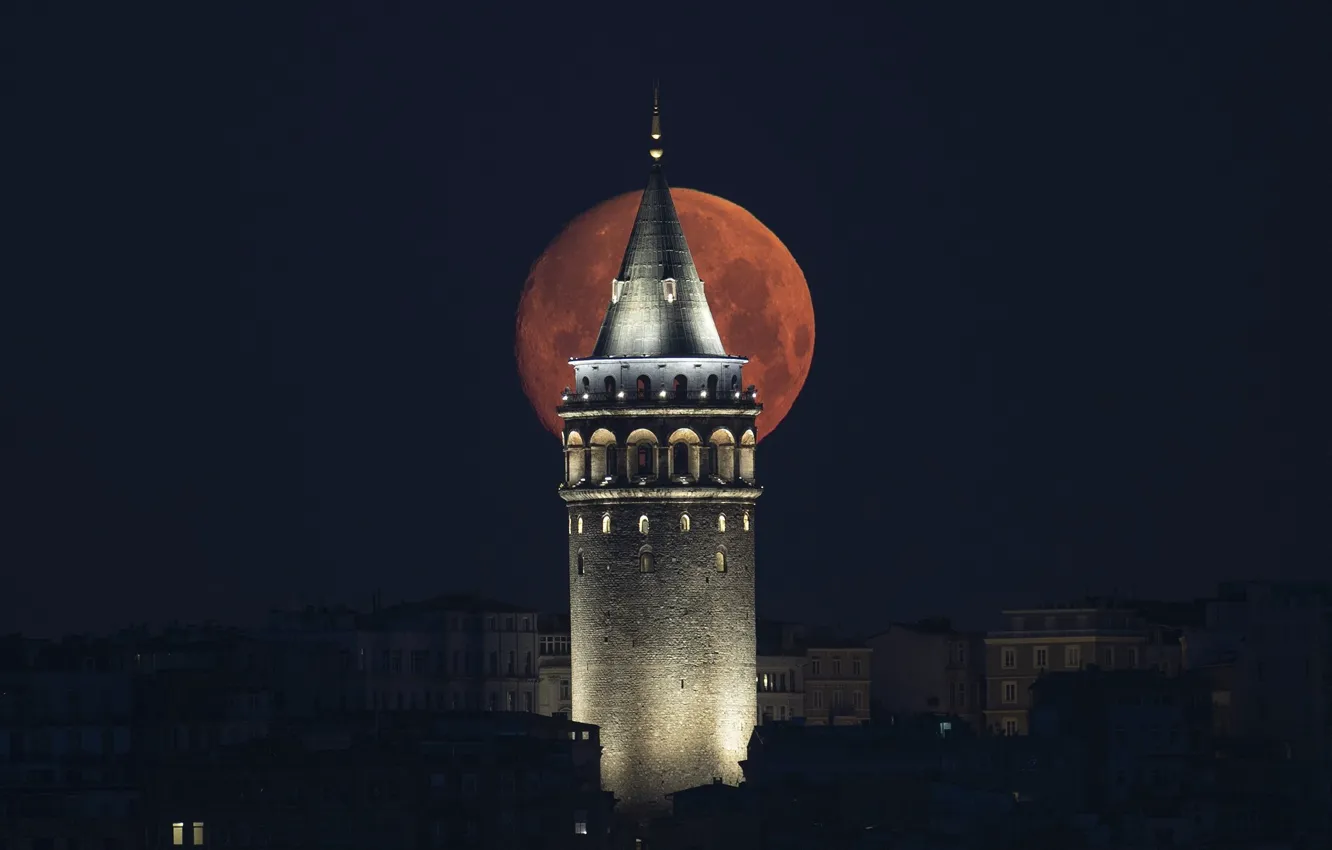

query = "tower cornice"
[[558, 405, 761, 420], [559, 486, 762, 503]]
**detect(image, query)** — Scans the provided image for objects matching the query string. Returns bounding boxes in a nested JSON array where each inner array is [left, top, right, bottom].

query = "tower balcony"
[[557, 388, 761, 413]]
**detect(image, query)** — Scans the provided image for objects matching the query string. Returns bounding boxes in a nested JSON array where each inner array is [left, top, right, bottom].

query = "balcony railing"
[[558, 389, 761, 409]]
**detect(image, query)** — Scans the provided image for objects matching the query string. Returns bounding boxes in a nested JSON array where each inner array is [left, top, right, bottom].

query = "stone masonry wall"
[[566, 492, 758, 816]]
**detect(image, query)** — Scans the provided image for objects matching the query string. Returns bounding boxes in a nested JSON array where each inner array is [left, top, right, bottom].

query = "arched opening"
[[679, 513, 691, 532], [638, 515, 650, 534], [707, 374, 718, 397], [731, 374, 740, 391], [589, 429, 616, 482], [638, 546, 654, 573], [739, 430, 756, 480], [581, 376, 590, 394], [718, 514, 728, 532], [626, 428, 658, 479], [715, 548, 727, 572], [604, 376, 616, 396], [673, 374, 688, 399], [565, 431, 585, 486], [576, 551, 584, 575], [601, 513, 611, 534], [708, 428, 736, 481], [636, 375, 651, 399], [577, 516, 583, 534], [743, 511, 751, 532], [668, 427, 702, 479]]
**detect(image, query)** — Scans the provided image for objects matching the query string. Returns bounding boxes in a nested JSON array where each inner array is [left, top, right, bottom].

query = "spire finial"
[[649, 82, 663, 161]]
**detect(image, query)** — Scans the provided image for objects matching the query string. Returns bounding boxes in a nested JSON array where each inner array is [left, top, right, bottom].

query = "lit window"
[[718, 514, 727, 532], [581, 730, 590, 740], [602, 513, 611, 533], [1001, 646, 1016, 669], [743, 511, 750, 531], [172, 823, 184, 846], [574, 811, 589, 834], [194, 822, 205, 846], [639, 548, 654, 573], [577, 516, 583, 534], [680, 513, 691, 532], [639, 515, 649, 534], [715, 551, 726, 572]]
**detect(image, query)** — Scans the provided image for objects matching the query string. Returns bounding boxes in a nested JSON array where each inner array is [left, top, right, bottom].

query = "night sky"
[[5, 4, 1328, 637]]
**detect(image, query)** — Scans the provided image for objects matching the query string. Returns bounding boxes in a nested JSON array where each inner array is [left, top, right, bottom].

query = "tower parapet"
[[557, 92, 761, 817]]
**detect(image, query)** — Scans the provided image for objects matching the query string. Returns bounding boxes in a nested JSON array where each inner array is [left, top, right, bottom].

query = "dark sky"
[[4, 4, 1328, 637]]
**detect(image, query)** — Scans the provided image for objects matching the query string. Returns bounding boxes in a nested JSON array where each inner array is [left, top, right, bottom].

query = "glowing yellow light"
[[658, 390, 667, 398], [650, 149, 663, 160]]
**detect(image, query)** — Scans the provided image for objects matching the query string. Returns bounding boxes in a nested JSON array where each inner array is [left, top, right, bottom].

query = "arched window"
[[739, 430, 756, 480], [672, 442, 689, 477], [604, 376, 616, 395], [673, 374, 688, 399], [581, 376, 590, 393], [743, 511, 751, 531], [638, 444, 652, 475], [731, 374, 740, 391], [576, 551, 584, 575], [639, 547, 654, 573], [577, 516, 583, 534], [718, 514, 727, 532], [638, 515, 650, 534], [636, 375, 651, 399], [715, 550, 727, 572], [601, 513, 611, 534], [679, 513, 691, 532], [707, 374, 718, 397], [708, 429, 735, 481]]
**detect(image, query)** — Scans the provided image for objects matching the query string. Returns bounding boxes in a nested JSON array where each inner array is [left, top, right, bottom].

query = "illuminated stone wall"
[[561, 438, 759, 815]]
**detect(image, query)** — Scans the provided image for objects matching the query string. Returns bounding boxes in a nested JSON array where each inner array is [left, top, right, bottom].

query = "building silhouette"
[[557, 92, 761, 816]]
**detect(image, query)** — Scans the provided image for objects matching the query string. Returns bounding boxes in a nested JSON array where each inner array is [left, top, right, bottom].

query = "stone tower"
[[557, 92, 761, 817]]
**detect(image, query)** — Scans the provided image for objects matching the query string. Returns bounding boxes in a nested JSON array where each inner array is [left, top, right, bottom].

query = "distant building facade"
[[867, 618, 985, 730], [537, 613, 572, 719]]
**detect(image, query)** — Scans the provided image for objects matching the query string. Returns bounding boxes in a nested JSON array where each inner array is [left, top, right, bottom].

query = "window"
[[1034, 647, 1048, 669], [507, 651, 515, 675], [852, 658, 862, 676], [1001, 646, 1017, 669], [507, 691, 515, 711], [811, 658, 821, 676], [637, 444, 652, 474], [639, 515, 649, 534], [193, 823, 204, 846], [718, 514, 727, 532], [672, 373, 687, 398], [832, 657, 841, 676], [743, 511, 750, 531], [663, 279, 678, 302], [576, 551, 584, 575], [680, 513, 691, 532], [852, 690, 863, 709], [707, 374, 718, 396], [1129, 646, 1140, 668], [489, 652, 498, 675], [639, 547, 654, 573], [581, 730, 590, 740], [636, 375, 650, 398], [1065, 645, 1082, 669], [505, 616, 514, 631], [812, 689, 823, 708], [605, 376, 616, 395], [1002, 681, 1018, 704], [1103, 646, 1115, 668], [715, 550, 727, 572], [524, 651, 532, 675], [602, 513, 611, 533], [576, 516, 583, 534], [833, 689, 843, 707], [955, 681, 966, 707], [574, 811, 588, 835], [560, 680, 570, 700], [1003, 717, 1018, 736], [172, 824, 184, 846]]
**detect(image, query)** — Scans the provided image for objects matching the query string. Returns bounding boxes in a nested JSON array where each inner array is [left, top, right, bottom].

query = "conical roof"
[[588, 97, 729, 359]]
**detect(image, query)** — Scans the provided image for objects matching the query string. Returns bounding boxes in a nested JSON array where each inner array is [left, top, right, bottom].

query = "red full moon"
[[515, 188, 814, 441]]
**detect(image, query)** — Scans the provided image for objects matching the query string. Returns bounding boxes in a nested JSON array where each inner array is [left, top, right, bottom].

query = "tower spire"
[[649, 82, 663, 162]]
